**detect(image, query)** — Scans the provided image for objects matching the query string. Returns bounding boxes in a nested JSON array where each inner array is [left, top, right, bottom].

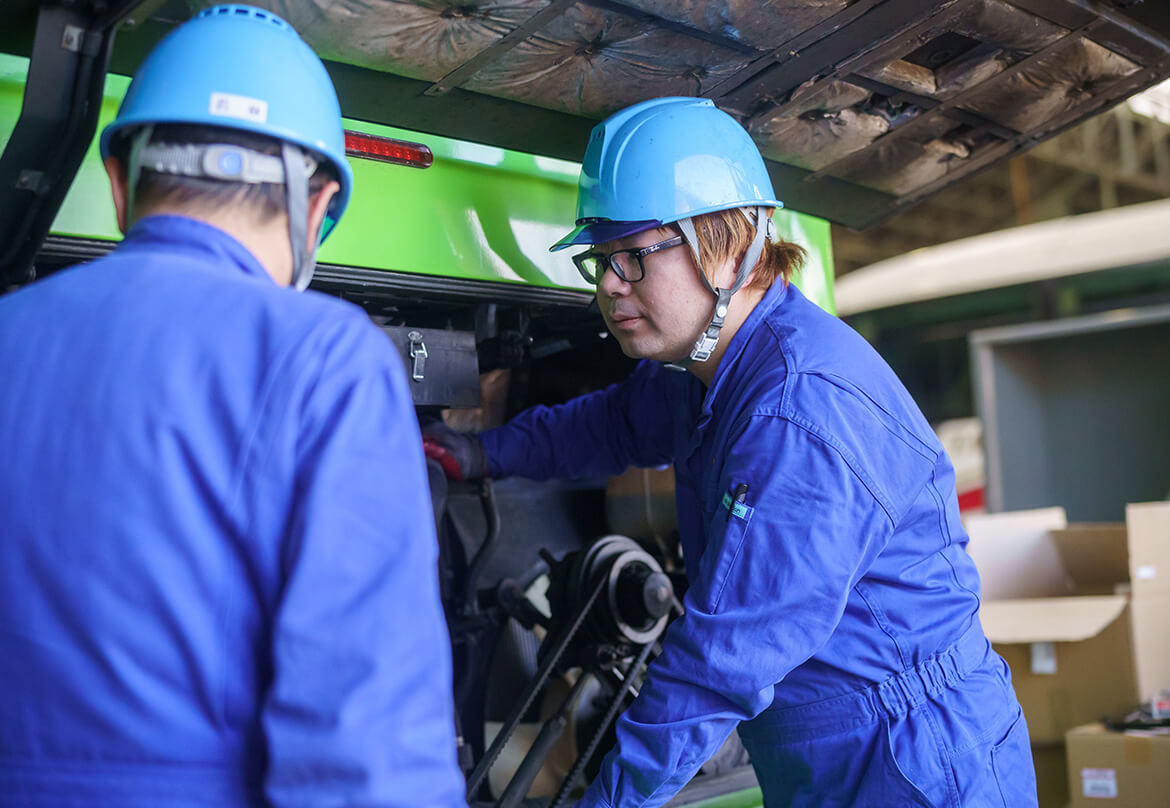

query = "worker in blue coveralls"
[[0, 6, 463, 807], [424, 97, 1038, 807]]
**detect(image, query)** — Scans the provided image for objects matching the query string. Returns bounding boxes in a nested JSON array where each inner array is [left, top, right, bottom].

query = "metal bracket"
[[407, 329, 428, 382], [15, 170, 49, 195], [61, 24, 102, 57], [60, 25, 84, 53]]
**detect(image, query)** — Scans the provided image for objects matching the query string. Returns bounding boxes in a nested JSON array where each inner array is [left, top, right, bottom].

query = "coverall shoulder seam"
[[751, 408, 896, 525], [926, 470, 982, 600], [218, 306, 360, 730], [925, 468, 953, 547], [811, 371, 938, 463], [223, 313, 341, 532], [765, 319, 938, 468], [771, 326, 798, 417], [754, 329, 896, 520]]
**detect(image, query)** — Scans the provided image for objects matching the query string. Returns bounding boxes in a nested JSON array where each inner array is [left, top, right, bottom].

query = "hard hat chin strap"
[[665, 206, 771, 371], [125, 124, 156, 224], [281, 142, 317, 292]]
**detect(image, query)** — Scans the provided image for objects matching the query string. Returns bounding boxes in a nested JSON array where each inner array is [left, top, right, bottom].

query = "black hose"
[[495, 671, 594, 808], [463, 480, 502, 613]]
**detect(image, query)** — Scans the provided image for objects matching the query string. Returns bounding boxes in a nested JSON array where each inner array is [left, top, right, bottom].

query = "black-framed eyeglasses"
[[572, 235, 685, 285]]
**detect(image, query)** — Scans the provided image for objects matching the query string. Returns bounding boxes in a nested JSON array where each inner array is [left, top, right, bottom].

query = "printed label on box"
[[1030, 641, 1057, 675], [1135, 565, 1157, 580], [1081, 768, 1117, 799]]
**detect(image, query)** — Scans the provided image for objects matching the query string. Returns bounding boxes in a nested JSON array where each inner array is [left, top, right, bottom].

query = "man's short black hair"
[[108, 123, 338, 221]]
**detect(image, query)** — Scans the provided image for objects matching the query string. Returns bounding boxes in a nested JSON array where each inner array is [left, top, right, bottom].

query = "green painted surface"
[[778, 207, 837, 315], [326, 130, 586, 290], [0, 56, 131, 243], [691, 788, 764, 808], [0, 53, 835, 310]]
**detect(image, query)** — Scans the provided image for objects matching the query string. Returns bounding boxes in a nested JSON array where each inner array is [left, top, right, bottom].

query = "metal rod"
[[707, 0, 886, 100], [496, 671, 595, 808], [1067, 0, 1170, 56], [727, 0, 970, 119], [583, 0, 757, 56], [424, 0, 577, 96], [466, 572, 608, 799]]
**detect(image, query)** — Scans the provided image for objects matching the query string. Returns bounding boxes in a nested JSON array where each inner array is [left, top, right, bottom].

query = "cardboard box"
[[1066, 723, 1170, 807], [965, 503, 1170, 744], [605, 465, 677, 540]]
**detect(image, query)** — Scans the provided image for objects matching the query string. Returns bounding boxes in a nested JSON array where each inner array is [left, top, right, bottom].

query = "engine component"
[[549, 535, 673, 658], [467, 534, 677, 806]]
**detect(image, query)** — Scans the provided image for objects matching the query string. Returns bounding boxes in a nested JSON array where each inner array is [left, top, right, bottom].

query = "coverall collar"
[[121, 215, 275, 284]]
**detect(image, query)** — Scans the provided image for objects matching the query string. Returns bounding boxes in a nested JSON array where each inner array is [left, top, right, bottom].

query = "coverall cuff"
[[479, 428, 508, 478]]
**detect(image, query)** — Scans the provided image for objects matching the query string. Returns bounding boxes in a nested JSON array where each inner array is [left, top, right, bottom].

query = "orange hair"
[[687, 207, 806, 291]]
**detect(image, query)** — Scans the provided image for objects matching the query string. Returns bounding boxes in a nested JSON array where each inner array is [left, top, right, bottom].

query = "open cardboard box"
[[965, 503, 1170, 744]]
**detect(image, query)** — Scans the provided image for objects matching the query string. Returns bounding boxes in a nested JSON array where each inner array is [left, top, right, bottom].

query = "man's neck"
[[133, 204, 293, 286]]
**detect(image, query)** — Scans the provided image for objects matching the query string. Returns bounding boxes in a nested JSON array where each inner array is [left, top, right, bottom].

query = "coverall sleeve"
[[261, 314, 465, 808], [480, 360, 676, 480], [578, 414, 895, 808]]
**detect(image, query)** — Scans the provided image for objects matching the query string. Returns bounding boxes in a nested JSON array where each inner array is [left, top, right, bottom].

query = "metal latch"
[[407, 330, 428, 382], [61, 25, 84, 53]]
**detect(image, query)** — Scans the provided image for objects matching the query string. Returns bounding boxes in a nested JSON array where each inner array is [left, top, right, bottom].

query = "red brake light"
[[344, 131, 434, 168]]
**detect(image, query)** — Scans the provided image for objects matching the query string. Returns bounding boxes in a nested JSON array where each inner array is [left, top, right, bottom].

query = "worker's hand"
[[421, 420, 489, 482]]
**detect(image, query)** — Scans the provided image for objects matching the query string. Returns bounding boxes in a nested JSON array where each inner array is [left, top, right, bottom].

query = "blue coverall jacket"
[[482, 281, 1038, 808], [0, 217, 464, 807]]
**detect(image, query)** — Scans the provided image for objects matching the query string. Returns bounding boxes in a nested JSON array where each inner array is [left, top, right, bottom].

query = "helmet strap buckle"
[[665, 207, 770, 370], [689, 287, 732, 363]]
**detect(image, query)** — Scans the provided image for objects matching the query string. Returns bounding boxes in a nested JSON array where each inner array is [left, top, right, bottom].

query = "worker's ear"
[[738, 264, 758, 292], [104, 156, 130, 234], [305, 180, 340, 253]]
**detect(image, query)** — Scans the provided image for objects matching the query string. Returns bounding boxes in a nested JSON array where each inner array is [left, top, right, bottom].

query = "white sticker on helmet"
[[209, 92, 268, 124]]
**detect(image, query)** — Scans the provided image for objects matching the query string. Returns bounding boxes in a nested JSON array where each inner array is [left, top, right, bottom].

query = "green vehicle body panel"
[[673, 787, 766, 808], [0, 54, 834, 313]]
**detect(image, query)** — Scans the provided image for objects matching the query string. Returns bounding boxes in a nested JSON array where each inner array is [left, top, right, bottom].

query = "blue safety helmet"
[[554, 97, 783, 367], [100, 4, 352, 241], [550, 97, 782, 251]]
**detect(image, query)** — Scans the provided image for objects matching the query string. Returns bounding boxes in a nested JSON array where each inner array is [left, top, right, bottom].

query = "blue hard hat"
[[100, 4, 352, 241], [551, 97, 783, 252]]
